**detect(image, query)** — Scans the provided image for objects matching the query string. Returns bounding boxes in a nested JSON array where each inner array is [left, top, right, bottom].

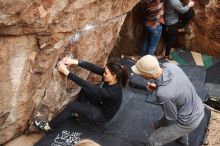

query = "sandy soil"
[[5, 133, 43, 146], [203, 110, 220, 146]]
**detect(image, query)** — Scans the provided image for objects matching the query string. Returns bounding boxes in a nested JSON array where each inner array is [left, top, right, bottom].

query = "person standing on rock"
[[141, 0, 164, 56], [163, 0, 195, 60], [131, 55, 204, 146], [34, 57, 128, 132]]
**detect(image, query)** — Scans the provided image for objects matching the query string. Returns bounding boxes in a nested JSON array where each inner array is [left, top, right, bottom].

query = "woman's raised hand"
[[62, 57, 78, 66], [57, 62, 70, 76]]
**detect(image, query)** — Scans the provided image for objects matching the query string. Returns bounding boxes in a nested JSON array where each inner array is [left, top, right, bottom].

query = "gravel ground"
[[204, 110, 220, 146]]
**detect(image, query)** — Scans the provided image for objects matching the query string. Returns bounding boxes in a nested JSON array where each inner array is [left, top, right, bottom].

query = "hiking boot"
[[156, 54, 165, 60], [176, 140, 189, 146], [165, 55, 173, 60], [176, 138, 189, 146], [34, 118, 51, 132]]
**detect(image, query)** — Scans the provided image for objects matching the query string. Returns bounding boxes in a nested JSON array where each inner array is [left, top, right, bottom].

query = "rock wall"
[[177, 0, 220, 56], [0, 0, 139, 144], [110, 3, 144, 57]]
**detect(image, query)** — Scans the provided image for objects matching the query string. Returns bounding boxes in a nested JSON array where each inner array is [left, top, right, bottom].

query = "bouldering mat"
[[205, 61, 220, 110], [35, 59, 210, 146]]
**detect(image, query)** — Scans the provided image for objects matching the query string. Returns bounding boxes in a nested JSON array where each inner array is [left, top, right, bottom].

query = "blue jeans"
[[141, 25, 162, 56]]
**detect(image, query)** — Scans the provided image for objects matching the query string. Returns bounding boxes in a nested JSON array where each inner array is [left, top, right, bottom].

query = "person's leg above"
[[164, 24, 177, 59], [178, 8, 195, 30], [176, 134, 189, 146], [141, 26, 150, 56]]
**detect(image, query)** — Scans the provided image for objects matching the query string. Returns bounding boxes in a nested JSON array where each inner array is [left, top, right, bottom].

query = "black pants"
[[49, 90, 108, 129], [164, 9, 195, 56], [178, 8, 195, 29], [163, 23, 178, 56]]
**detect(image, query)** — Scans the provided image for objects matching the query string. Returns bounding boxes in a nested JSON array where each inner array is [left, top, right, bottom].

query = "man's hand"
[[147, 82, 157, 92], [188, 0, 195, 8], [62, 57, 78, 66]]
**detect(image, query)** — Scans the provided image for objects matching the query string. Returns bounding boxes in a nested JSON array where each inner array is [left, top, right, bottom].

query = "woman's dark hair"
[[106, 58, 128, 87]]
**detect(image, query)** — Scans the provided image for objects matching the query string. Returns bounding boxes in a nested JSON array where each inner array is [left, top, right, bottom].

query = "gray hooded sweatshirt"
[[155, 63, 204, 127], [164, 0, 190, 25]]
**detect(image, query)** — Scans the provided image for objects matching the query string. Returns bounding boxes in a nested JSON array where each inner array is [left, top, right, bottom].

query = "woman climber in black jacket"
[[35, 56, 128, 132]]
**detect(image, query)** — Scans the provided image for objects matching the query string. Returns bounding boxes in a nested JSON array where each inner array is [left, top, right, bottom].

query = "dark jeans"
[[49, 90, 108, 129]]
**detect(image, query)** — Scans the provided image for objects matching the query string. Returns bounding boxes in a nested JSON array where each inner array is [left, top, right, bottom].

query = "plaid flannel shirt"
[[141, 0, 164, 27]]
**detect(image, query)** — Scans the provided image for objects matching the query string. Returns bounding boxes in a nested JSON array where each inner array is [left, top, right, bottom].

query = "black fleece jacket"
[[67, 60, 122, 120]]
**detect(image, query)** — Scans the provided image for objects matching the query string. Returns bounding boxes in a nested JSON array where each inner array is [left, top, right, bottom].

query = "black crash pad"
[[206, 61, 220, 84], [179, 65, 208, 101], [35, 59, 210, 146], [205, 61, 220, 99], [205, 61, 220, 110]]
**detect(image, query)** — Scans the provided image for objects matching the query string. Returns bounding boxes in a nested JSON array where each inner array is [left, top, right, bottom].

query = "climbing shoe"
[[71, 112, 80, 120], [165, 55, 173, 61], [34, 118, 51, 132], [176, 138, 189, 146]]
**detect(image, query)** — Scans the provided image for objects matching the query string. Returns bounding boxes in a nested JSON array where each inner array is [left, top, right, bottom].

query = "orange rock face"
[[176, 0, 220, 56]]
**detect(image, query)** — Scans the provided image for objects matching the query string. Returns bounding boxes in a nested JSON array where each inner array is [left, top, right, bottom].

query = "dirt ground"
[[203, 109, 220, 146], [5, 133, 43, 146]]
